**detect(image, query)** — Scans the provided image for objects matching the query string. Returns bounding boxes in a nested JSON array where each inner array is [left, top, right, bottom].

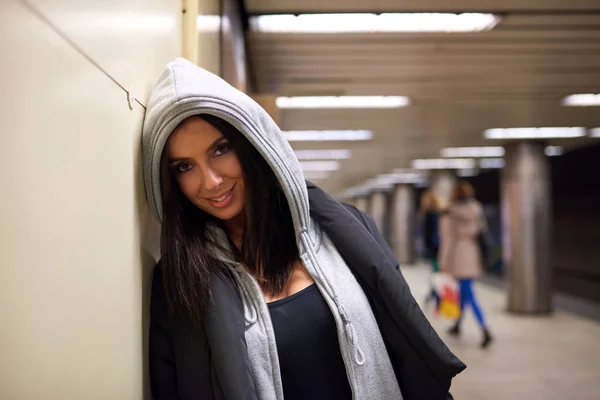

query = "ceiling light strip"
[[562, 94, 600, 107], [250, 13, 500, 33], [441, 146, 505, 158], [294, 149, 352, 160], [412, 158, 476, 170], [276, 96, 409, 109], [484, 127, 586, 139], [299, 160, 340, 172], [283, 130, 372, 141]]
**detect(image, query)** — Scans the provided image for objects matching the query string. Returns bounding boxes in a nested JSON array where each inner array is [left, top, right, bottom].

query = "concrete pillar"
[[429, 170, 456, 210], [502, 142, 553, 314], [354, 196, 369, 213], [392, 184, 416, 264], [369, 191, 387, 234]]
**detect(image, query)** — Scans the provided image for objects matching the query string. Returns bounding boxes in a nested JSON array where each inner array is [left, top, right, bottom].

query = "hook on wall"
[[126, 89, 135, 111]]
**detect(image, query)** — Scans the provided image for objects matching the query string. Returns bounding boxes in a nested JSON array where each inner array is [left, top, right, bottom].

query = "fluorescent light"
[[412, 158, 476, 170], [545, 146, 564, 157], [443, 145, 564, 158], [377, 172, 427, 185], [302, 171, 331, 180], [294, 149, 352, 160], [590, 128, 600, 138], [344, 177, 396, 198], [276, 96, 409, 109], [250, 13, 500, 33], [484, 127, 586, 139], [344, 171, 428, 198], [480, 158, 505, 169], [391, 168, 421, 174], [197, 15, 221, 32], [441, 146, 505, 158], [457, 169, 478, 178], [299, 161, 339, 172], [562, 94, 600, 107], [365, 178, 394, 191], [345, 186, 371, 198], [283, 130, 372, 141]]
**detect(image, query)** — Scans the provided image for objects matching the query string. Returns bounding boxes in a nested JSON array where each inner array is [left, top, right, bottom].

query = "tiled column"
[[369, 191, 387, 234], [392, 184, 416, 264], [502, 142, 553, 314]]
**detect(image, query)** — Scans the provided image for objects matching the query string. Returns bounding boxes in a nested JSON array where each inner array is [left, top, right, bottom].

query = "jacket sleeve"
[[342, 203, 400, 273], [149, 264, 179, 399]]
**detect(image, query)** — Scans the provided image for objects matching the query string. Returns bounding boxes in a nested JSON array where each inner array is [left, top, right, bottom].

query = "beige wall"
[[0, 0, 178, 398]]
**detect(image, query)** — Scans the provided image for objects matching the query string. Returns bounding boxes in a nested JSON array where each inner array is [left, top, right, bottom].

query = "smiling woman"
[[158, 113, 300, 318], [166, 116, 245, 222]]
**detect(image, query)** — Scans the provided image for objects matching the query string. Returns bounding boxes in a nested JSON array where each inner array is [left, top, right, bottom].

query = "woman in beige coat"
[[439, 181, 493, 348]]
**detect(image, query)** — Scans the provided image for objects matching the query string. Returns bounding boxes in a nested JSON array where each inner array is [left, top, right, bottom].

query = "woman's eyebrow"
[[168, 135, 227, 163], [168, 156, 189, 164], [206, 135, 227, 152]]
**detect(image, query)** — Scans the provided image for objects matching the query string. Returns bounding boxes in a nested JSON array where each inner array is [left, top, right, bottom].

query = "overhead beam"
[[245, 0, 600, 14]]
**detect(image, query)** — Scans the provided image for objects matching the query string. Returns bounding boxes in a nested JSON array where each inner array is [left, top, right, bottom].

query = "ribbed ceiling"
[[246, 1, 600, 194]]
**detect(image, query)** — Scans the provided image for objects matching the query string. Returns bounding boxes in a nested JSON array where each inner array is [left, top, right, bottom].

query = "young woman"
[[439, 181, 494, 349], [143, 58, 465, 400]]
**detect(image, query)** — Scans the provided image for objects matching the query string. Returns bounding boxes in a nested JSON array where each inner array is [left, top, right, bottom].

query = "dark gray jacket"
[[149, 182, 465, 400]]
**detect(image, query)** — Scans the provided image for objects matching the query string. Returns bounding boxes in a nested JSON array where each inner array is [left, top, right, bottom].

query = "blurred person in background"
[[420, 190, 441, 309], [439, 181, 494, 349], [143, 58, 465, 400]]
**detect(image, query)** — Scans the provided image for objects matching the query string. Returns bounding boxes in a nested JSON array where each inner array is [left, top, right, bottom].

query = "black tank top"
[[268, 284, 353, 400]]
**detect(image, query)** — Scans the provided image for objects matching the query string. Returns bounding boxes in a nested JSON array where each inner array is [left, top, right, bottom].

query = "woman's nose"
[[202, 167, 224, 191]]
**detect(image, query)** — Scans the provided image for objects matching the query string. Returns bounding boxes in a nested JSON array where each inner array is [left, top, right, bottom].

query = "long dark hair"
[[159, 114, 299, 324]]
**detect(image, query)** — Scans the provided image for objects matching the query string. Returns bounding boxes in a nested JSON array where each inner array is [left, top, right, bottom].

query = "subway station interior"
[[2, 0, 600, 399]]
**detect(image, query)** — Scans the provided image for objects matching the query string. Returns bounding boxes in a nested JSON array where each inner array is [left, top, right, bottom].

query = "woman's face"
[[166, 116, 245, 223]]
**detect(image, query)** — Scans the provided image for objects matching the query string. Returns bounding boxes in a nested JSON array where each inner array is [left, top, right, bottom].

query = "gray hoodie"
[[142, 58, 403, 400]]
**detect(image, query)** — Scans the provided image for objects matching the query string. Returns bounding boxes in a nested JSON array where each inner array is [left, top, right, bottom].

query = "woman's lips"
[[207, 184, 235, 208]]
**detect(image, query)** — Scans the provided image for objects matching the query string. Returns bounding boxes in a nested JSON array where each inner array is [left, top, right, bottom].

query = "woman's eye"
[[215, 143, 230, 156], [176, 163, 193, 173]]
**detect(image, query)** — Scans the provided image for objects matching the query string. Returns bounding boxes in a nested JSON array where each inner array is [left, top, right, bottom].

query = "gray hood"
[[142, 57, 309, 237]]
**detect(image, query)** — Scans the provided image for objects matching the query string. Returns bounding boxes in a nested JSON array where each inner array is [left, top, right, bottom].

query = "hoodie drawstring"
[[300, 229, 366, 367], [345, 320, 366, 366]]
